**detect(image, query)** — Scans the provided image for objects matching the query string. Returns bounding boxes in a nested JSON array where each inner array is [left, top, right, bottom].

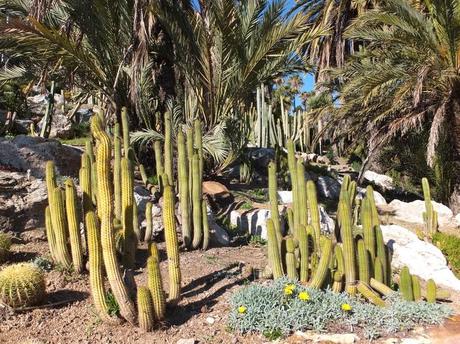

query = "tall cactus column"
[[121, 158, 137, 272], [178, 131, 191, 247], [91, 116, 136, 324], [164, 111, 174, 186], [64, 179, 84, 273], [339, 192, 357, 295], [163, 185, 181, 304], [113, 123, 122, 221], [268, 162, 282, 244], [422, 177, 438, 235], [306, 180, 321, 254], [191, 154, 203, 249]]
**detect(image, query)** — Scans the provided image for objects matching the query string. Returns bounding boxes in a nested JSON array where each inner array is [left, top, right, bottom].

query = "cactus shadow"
[[41, 290, 89, 309], [167, 263, 253, 327]]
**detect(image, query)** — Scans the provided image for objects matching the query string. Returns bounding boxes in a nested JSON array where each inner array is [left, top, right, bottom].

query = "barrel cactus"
[[0, 263, 46, 308]]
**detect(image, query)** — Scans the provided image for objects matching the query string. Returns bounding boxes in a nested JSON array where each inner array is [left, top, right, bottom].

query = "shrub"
[[433, 232, 460, 279], [0, 233, 12, 263], [228, 278, 452, 339]]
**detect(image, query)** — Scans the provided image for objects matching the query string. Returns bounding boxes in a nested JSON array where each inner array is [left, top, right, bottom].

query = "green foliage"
[[0, 233, 12, 263], [31, 256, 53, 272], [106, 292, 120, 317], [228, 278, 452, 339], [433, 232, 460, 279]]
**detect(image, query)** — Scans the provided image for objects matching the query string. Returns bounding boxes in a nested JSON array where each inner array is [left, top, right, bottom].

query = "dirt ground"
[[0, 229, 459, 344]]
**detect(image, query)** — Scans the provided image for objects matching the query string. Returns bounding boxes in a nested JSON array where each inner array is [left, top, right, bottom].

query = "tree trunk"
[[449, 96, 460, 214]]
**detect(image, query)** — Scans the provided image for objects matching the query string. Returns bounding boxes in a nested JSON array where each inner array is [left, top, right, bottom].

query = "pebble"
[[205, 316, 215, 325], [176, 339, 196, 344]]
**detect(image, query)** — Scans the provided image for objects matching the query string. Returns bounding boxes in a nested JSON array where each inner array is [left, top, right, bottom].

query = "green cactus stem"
[[121, 158, 137, 271], [286, 140, 298, 232], [357, 239, 370, 284], [357, 281, 386, 307], [309, 237, 332, 289], [298, 225, 309, 282], [113, 123, 122, 220], [422, 177, 438, 235], [45, 206, 57, 263], [361, 197, 376, 261], [178, 130, 191, 247], [374, 257, 384, 283], [202, 200, 210, 250], [144, 202, 153, 242], [370, 278, 393, 296], [426, 279, 436, 303], [50, 187, 72, 269], [163, 185, 181, 304], [306, 180, 321, 254], [194, 119, 203, 179], [412, 275, 422, 301], [191, 154, 203, 249], [285, 236, 298, 280], [296, 160, 307, 227], [399, 266, 414, 301], [153, 141, 164, 185], [137, 286, 155, 332], [148, 243, 166, 320], [268, 161, 282, 244], [375, 226, 389, 286], [64, 179, 84, 273], [267, 219, 284, 279], [164, 111, 174, 186]]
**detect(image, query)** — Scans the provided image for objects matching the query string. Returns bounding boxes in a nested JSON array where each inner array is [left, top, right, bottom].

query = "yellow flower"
[[341, 303, 352, 312], [298, 291, 310, 301], [238, 306, 247, 314], [284, 284, 296, 295]]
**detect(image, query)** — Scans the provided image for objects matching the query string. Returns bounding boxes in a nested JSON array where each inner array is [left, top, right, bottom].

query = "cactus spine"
[[191, 154, 202, 249], [164, 111, 174, 186], [268, 161, 281, 244], [399, 266, 414, 301], [267, 219, 284, 279], [64, 179, 84, 273], [137, 286, 155, 332], [285, 237, 298, 280], [310, 237, 333, 289], [178, 131, 191, 247], [163, 185, 181, 304], [422, 177, 438, 235], [91, 116, 136, 324], [86, 210, 111, 320], [148, 243, 166, 320], [113, 123, 122, 220]]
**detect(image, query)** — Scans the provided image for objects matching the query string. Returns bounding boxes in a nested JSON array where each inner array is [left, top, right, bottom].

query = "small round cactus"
[[0, 263, 46, 308], [0, 233, 12, 263]]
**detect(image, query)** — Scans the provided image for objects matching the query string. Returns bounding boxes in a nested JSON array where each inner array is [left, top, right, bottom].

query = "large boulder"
[[357, 187, 387, 205], [229, 209, 283, 240], [388, 199, 455, 228], [363, 170, 394, 192], [0, 135, 81, 178], [0, 171, 47, 232], [317, 176, 341, 200], [381, 225, 460, 291], [37, 113, 74, 139], [246, 147, 275, 174]]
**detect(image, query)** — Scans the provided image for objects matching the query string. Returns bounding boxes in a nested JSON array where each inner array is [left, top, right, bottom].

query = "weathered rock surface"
[[357, 187, 387, 205], [363, 170, 394, 191], [388, 199, 455, 228], [294, 330, 359, 343], [0, 170, 47, 232], [0, 135, 81, 178], [317, 175, 341, 200], [381, 224, 460, 291], [37, 113, 74, 139], [206, 207, 230, 246]]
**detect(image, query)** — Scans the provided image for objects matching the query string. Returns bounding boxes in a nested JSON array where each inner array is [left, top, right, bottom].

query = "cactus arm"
[[399, 266, 414, 301], [285, 237, 298, 280], [357, 281, 386, 307], [164, 111, 174, 186], [137, 286, 155, 332], [121, 108, 130, 158], [153, 141, 164, 185], [50, 187, 72, 269], [144, 202, 153, 242], [426, 279, 437, 303], [357, 239, 370, 284], [298, 225, 310, 282], [306, 180, 321, 254], [267, 219, 284, 279], [45, 206, 57, 262], [268, 161, 282, 244], [121, 158, 137, 270], [191, 154, 203, 249], [148, 243, 166, 320], [309, 237, 333, 289], [178, 131, 191, 247], [296, 160, 308, 227], [113, 123, 122, 220], [361, 197, 376, 261], [202, 200, 210, 250]]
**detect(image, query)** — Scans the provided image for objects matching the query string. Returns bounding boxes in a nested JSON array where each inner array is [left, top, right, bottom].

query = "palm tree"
[[332, 0, 460, 211], [0, 0, 177, 122]]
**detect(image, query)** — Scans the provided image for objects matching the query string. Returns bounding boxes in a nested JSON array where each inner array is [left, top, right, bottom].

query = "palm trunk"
[[449, 96, 460, 214]]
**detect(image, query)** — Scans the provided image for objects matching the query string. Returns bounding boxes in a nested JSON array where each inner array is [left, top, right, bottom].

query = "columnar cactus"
[[285, 237, 298, 280], [85, 210, 110, 320], [375, 226, 389, 285], [298, 225, 310, 282], [80, 153, 93, 215], [64, 179, 84, 273], [357, 281, 385, 307], [113, 123, 122, 220], [45, 206, 57, 262], [370, 278, 393, 296], [296, 160, 307, 227], [332, 245, 345, 292], [121, 158, 137, 271], [286, 140, 298, 231], [137, 286, 155, 332], [426, 279, 437, 303], [268, 161, 282, 244], [121, 107, 130, 158], [306, 180, 321, 253], [374, 257, 384, 283], [267, 219, 284, 279], [357, 238, 370, 284], [361, 197, 376, 261], [310, 237, 332, 289], [85, 140, 97, 204], [163, 185, 181, 304], [148, 243, 166, 320], [202, 200, 210, 250], [412, 275, 421, 301], [399, 266, 414, 301], [178, 131, 191, 247], [191, 154, 203, 249], [194, 119, 203, 179], [422, 177, 438, 235], [144, 202, 153, 242], [153, 141, 164, 184], [0, 233, 11, 263], [91, 116, 136, 324], [164, 111, 174, 186], [338, 192, 356, 295], [50, 187, 72, 269]]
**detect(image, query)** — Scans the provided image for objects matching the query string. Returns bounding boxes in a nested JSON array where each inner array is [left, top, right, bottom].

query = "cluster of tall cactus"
[[422, 177, 438, 235], [43, 108, 182, 329], [266, 141, 447, 306]]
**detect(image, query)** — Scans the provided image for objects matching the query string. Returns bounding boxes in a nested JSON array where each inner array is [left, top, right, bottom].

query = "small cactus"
[[285, 236, 298, 280], [266, 219, 283, 279], [148, 243, 166, 320], [426, 279, 437, 303], [0, 263, 46, 308], [422, 177, 438, 235], [357, 281, 385, 307], [412, 275, 421, 301], [399, 266, 414, 301], [310, 237, 333, 289]]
